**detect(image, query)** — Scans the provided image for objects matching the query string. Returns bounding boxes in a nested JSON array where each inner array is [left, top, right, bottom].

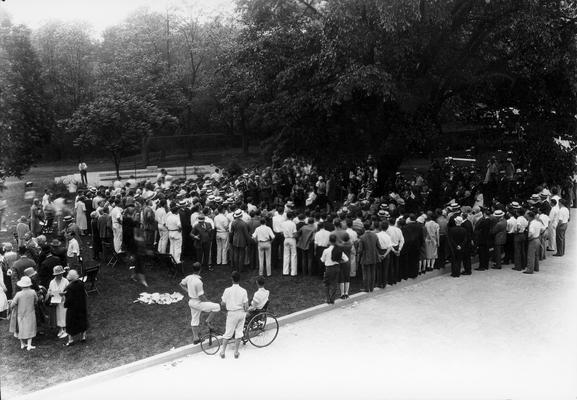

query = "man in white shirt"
[[66, 231, 81, 269], [548, 199, 559, 253], [314, 222, 332, 276], [504, 209, 518, 265], [214, 206, 230, 266], [281, 212, 298, 276], [513, 208, 528, 270], [165, 205, 183, 264], [375, 221, 393, 288], [180, 263, 220, 344], [155, 200, 169, 254], [345, 219, 359, 277], [271, 207, 286, 270], [110, 200, 123, 253], [220, 271, 248, 359], [246, 276, 270, 324], [524, 211, 544, 274], [386, 219, 404, 284], [554, 199, 570, 257], [252, 218, 275, 276]]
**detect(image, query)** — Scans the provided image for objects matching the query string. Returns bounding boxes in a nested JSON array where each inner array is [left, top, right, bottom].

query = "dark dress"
[[64, 280, 88, 336]]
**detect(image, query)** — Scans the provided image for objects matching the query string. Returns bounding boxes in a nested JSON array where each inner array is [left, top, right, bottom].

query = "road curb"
[[14, 264, 458, 400]]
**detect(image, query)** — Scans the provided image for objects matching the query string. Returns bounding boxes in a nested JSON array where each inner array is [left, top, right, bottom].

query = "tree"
[[63, 93, 178, 178], [222, 0, 577, 182], [0, 23, 56, 179]]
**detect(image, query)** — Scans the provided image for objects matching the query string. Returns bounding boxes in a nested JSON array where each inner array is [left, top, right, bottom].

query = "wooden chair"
[[83, 264, 100, 295]]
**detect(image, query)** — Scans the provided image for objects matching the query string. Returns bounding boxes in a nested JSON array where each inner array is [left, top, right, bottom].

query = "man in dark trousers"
[[474, 208, 492, 271], [401, 214, 424, 279], [448, 216, 468, 277], [357, 221, 381, 292], [460, 209, 474, 275], [191, 214, 213, 272], [229, 209, 251, 272], [38, 242, 64, 288], [491, 210, 507, 269]]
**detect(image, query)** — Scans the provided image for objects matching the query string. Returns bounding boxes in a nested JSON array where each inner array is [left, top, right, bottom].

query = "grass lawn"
[[0, 154, 364, 398]]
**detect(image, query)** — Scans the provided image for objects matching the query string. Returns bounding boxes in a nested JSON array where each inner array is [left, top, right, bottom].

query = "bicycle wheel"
[[246, 312, 279, 348], [200, 333, 221, 355]]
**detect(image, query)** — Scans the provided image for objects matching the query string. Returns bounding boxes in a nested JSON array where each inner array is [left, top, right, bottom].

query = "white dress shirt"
[[214, 214, 229, 233], [250, 287, 270, 310], [320, 245, 349, 266], [221, 284, 248, 312], [516, 216, 528, 233], [272, 214, 286, 233], [252, 225, 275, 242], [314, 229, 331, 247], [376, 231, 393, 250], [386, 225, 404, 250], [280, 220, 297, 239], [558, 206, 570, 224]]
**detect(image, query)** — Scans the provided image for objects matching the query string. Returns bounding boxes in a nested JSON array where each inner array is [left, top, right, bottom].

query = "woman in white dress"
[[47, 265, 69, 339], [74, 196, 88, 233]]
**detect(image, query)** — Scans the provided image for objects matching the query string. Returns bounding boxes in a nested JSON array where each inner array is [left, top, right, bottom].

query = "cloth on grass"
[[134, 292, 184, 305]]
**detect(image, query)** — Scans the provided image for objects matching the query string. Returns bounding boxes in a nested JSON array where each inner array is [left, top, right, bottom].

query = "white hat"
[[493, 210, 505, 218], [454, 216, 464, 226], [17, 276, 32, 288], [233, 209, 242, 218], [510, 201, 521, 209], [207, 195, 216, 202]]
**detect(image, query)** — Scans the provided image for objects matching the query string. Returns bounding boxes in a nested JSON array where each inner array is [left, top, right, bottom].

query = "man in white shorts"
[[219, 271, 248, 359], [180, 262, 220, 344]]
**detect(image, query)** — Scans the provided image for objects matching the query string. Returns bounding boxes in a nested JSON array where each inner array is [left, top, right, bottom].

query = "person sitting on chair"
[[246, 276, 269, 326]]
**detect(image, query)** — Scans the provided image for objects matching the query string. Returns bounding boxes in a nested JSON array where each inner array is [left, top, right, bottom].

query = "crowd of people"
[[0, 153, 574, 350]]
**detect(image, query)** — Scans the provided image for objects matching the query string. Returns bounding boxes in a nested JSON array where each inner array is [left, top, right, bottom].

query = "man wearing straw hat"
[[229, 209, 251, 272], [490, 210, 507, 269], [165, 204, 183, 264]]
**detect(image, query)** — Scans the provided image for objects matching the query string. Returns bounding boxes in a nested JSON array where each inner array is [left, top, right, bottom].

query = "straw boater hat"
[[510, 201, 521, 209], [207, 195, 216, 202], [233, 209, 242, 218], [53, 265, 65, 276], [493, 210, 505, 218], [197, 214, 205, 220], [63, 215, 73, 223], [50, 239, 62, 247], [449, 203, 460, 211], [17, 276, 32, 288], [24, 267, 37, 278]]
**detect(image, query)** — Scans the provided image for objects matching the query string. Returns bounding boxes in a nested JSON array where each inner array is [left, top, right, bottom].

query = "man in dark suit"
[[491, 210, 507, 269], [191, 214, 213, 272], [402, 214, 424, 279], [357, 221, 381, 292], [474, 209, 492, 270], [229, 209, 251, 272], [38, 242, 64, 288], [448, 217, 468, 277], [247, 210, 261, 270], [460, 209, 474, 275]]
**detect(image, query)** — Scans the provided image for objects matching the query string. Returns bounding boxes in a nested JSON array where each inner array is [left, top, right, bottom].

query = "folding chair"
[[83, 264, 100, 295], [102, 242, 120, 268]]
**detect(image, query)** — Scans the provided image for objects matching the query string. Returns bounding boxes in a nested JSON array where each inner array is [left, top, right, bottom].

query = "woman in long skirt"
[[9, 276, 38, 350], [48, 265, 69, 339], [423, 211, 440, 272], [74, 197, 88, 234]]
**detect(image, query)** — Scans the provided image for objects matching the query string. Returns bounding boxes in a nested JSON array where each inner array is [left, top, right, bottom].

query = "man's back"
[[222, 284, 248, 311]]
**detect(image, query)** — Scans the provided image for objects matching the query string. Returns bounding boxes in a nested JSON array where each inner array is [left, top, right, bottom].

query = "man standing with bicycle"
[[220, 271, 248, 359], [180, 262, 220, 344]]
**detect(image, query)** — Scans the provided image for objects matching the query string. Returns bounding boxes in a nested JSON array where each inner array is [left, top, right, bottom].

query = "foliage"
[[62, 93, 178, 178], [0, 23, 56, 178]]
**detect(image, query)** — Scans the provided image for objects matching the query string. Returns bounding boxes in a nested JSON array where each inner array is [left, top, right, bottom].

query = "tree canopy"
[[1, 0, 576, 182]]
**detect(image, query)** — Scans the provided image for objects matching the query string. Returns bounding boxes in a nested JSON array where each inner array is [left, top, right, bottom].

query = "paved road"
[[18, 215, 577, 400]]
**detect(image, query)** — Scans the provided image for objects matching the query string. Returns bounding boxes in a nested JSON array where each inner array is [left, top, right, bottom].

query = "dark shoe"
[[193, 339, 201, 345], [64, 341, 75, 347], [553, 254, 562, 257], [512, 267, 523, 271], [462, 271, 472, 275], [491, 266, 501, 270], [340, 295, 346, 300], [474, 267, 485, 271], [234, 352, 240, 359], [523, 271, 533, 274]]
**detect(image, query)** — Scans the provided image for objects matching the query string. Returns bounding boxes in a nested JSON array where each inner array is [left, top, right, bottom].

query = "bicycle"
[[199, 310, 279, 355], [199, 325, 221, 355]]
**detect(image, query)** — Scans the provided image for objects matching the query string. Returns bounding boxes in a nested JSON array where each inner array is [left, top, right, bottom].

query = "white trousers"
[[548, 223, 557, 252], [158, 229, 169, 254], [283, 238, 297, 276], [216, 232, 229, 265], [169, 234, 182, 264], [112, 225, 123, 253]]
